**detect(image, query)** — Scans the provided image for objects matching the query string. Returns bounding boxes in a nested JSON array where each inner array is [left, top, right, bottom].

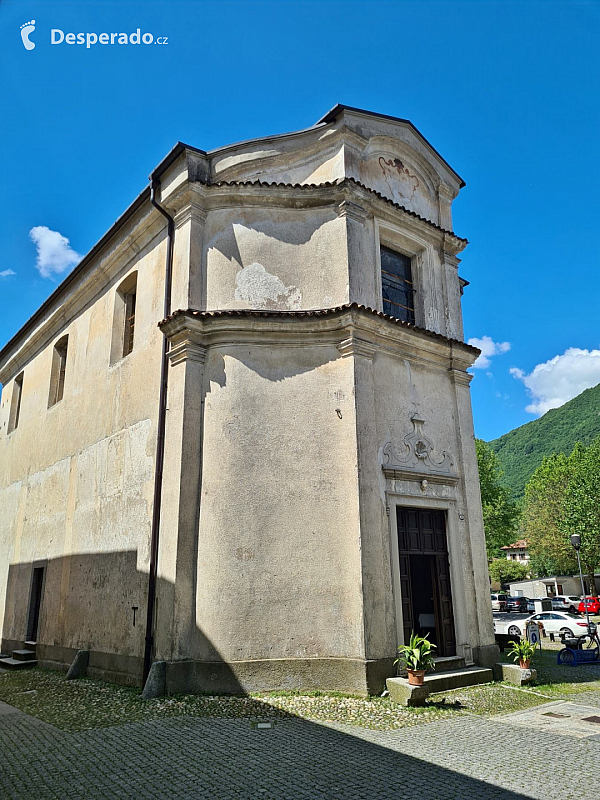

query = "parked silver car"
[[551, 595, 581, 613]]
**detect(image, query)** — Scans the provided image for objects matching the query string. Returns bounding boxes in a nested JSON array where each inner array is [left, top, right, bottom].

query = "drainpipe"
[[143, 176, 175, 686]]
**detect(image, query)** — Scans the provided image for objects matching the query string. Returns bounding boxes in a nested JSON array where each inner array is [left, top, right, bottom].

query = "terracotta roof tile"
[[159, 302, 479, 354], [209, 177, 468, 244]]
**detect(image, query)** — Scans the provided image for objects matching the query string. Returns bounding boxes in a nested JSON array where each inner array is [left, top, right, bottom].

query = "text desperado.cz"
[[51, 29, 168, 48]]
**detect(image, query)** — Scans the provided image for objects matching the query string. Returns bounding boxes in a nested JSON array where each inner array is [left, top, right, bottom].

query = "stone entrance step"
[[12, 650, 36, 662], [1, 657, 37, 670], [424, 666, 493, 692], [433, 655, 466, 673]]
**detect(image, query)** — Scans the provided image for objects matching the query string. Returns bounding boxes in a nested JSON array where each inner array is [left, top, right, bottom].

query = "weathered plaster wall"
[[360, 349, 496, 665], [202, 207, 348, 311], [0, 221, 165, 678], [191, 342, 364, 664]]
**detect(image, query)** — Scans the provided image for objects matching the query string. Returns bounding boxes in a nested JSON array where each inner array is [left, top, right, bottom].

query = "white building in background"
[[501, 539, 529, 564]]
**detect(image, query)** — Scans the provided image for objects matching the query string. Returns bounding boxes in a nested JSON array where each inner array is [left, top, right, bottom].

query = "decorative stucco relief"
[[382, 414, 457, 483], [378, 156, 420, 202]]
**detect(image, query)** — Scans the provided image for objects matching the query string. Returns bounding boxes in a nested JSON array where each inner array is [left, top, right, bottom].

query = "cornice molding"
[[174, 201, 208, 230], [159, 307, 477, 378], [335, 200, 368, 223], [168, 331, 208, 366], [336, 336, 378, 359]]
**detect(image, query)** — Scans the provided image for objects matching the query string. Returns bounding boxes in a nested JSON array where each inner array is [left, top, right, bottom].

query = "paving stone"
[[0, 700, 596, 798]]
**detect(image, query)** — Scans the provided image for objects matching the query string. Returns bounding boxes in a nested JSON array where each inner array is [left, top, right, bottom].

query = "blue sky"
[[1, 0, 598, 441]]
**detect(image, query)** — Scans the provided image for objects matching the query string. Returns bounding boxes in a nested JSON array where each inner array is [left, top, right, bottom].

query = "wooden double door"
[[396, 507, 456, 657]]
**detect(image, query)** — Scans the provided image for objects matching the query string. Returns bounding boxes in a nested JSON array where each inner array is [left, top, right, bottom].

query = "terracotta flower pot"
[[519, 659, 531, 670], [407, 669, 426, 686]]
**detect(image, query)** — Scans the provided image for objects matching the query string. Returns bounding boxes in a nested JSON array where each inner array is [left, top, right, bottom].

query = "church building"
[[0, 106, 498, 694]]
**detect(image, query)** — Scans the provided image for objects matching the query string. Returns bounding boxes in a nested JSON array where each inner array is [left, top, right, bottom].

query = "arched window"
[[110, 272, 137, 364], [48, 335, 68, 407]]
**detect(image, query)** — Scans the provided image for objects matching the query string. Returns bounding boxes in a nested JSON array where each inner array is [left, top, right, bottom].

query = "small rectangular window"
[[380, 245, 415, 324], [49, 335, 68, 408], [123, 288, 136, 358], [111, 272, 138, 365], [8, 372, 23, 433]]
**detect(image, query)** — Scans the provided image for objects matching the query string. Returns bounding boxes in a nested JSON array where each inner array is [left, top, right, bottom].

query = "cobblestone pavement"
[[0, 699, 597, 799]]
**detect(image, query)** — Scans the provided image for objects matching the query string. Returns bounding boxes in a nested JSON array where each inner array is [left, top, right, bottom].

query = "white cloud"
[[0, 269, 16, 278], [29, 226, 81, 279], [510, 348, 600, 416], [467, 335, 511, 369]]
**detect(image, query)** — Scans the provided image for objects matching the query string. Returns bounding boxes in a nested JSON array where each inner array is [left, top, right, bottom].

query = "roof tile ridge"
[[159, 303, 478, 352], [204, 176, 466, 242]]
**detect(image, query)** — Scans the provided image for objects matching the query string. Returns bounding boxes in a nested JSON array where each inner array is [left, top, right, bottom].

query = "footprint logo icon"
[[20, 20, 36, 50]]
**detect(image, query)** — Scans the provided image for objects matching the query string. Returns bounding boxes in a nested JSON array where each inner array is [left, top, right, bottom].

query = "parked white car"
[[503, 611, 595, 638], [491, 593, 508, 612], [551, 596, 581, 613]]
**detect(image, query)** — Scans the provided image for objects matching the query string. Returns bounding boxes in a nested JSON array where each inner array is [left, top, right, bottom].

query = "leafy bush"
[[488, 558, 529, 585]]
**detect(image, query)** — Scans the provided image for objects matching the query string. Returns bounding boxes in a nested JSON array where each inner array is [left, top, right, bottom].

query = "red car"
[[578, 597, 600, 614]]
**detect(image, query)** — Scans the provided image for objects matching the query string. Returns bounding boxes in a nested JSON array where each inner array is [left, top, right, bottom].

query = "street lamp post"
[[571, 534, 592, 634]]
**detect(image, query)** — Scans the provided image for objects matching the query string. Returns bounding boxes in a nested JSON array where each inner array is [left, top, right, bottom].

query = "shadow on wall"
[[2, 564, 535, 797], [1, 550, 243, 693]]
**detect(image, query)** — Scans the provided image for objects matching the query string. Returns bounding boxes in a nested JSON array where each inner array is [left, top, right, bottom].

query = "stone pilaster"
[[335, 199, 377, 308], [442, 251, 464, 341], [172, 202, 207, 311], [154, 326, 207, 662], [448, 356, 499, 667], [337, 334, 396, 680], [438, 183, 457, 232]]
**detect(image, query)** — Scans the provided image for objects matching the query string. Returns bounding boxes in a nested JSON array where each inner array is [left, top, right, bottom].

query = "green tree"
[[476, 439, 520, 557], [488, 558, 529, 587], [523, 452, 578, 578], [561, 437, 600, 595]]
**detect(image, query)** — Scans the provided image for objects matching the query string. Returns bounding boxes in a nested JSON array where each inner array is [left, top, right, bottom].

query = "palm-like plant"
[[394, 632, 437, 673], [508, 637, 536, 666]]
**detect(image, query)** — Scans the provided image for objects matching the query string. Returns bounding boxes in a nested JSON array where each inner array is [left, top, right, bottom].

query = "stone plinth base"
[[494, 662, 537, 685], [386, 677, 430, 706], [165, 657, 395, 696]]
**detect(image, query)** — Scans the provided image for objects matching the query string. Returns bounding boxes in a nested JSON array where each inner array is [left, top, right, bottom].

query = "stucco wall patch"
[[234, 262, 301, 310]]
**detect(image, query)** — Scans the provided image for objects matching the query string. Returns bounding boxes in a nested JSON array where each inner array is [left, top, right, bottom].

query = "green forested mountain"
[[489, 383, 600, 500]]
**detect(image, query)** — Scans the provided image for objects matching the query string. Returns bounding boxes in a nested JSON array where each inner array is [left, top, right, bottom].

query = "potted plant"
[[508, 637, 536, 669], [394, 632, 436, 685]]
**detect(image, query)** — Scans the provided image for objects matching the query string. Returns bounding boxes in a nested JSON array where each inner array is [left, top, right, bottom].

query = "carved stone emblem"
[[383, 415, 456, 481]]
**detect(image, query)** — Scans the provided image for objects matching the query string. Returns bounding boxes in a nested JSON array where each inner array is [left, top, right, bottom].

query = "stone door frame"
[[387, 490, 472, 665]]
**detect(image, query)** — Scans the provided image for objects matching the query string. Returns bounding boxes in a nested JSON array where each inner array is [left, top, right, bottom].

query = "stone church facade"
[[0, 106, 497, 693]]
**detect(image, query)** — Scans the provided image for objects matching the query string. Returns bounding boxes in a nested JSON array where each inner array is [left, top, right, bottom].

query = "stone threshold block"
[[494, 662, 537, 686], [386, 677, 430, 706]]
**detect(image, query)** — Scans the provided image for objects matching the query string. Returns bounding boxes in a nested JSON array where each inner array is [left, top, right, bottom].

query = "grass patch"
[[3, 642, 600, 733], [526, 644, 600, 697], [429, 683, 549, 715]]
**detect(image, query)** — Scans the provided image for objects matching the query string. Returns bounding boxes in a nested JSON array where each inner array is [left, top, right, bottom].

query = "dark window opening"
[[27, 567, 45, 642], [123, 288, 136, 357], [381, 245, 415, 324], [8, 372, 23, 433], [111, 272, 138, 364], [49, 335, 68, 408]]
